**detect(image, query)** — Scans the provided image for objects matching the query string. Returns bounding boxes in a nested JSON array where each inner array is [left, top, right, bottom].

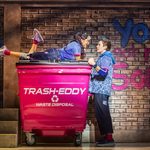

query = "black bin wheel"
[[25, 134, 36, 146], [74, 133, 82, 146]]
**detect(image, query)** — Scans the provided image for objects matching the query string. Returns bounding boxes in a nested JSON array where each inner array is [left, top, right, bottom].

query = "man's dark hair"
[[100, 36, 111, 50]]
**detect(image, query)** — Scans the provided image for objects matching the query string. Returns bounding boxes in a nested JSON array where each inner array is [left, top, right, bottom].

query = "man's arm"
[[88, 57, 109, 78]]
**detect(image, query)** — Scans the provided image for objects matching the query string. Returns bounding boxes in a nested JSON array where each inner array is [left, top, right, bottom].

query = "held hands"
[[88, 58, 96, 66]]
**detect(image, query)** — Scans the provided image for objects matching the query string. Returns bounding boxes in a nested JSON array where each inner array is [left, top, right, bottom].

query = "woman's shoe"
[[32, 28, 44, 43]]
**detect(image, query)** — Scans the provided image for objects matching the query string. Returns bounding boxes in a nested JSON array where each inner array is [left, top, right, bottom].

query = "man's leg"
[[94, 93, 115, 147]]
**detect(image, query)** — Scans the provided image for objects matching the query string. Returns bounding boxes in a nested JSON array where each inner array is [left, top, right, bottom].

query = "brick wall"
[[0, 7, 4, 107], [20, 7, 150, 142]]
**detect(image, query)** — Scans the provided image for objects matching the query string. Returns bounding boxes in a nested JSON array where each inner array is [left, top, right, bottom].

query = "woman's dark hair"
[[100, 36, 111, 50], [74, 32, 90, 59], [74, 32, 89, 41]]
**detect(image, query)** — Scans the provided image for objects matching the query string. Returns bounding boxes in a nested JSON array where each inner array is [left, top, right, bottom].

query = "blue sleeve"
[[97, 68, 108, 78], [94, 56, 111, 78], [66, 42, 81, 56]]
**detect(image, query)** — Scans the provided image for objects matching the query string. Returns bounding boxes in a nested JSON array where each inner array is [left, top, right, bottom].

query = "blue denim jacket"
[[89, 51, 116, 96]]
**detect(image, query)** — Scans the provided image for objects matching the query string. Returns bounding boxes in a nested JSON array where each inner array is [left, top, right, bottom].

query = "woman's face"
[[81, 38, 90, 49]]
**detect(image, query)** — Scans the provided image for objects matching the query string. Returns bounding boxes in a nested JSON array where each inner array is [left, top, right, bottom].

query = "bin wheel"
[[74, 133, 82, 146], [25, 133, 36, 146]]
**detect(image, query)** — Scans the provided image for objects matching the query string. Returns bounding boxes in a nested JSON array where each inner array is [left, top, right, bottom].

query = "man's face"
[[96, 41, 107, 53]]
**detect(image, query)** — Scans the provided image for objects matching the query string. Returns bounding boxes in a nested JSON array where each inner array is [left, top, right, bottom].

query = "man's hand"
[[88, 58, 96, 66]]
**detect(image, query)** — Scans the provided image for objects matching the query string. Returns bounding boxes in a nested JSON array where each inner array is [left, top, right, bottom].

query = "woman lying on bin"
[[0, 29, 91, 61]]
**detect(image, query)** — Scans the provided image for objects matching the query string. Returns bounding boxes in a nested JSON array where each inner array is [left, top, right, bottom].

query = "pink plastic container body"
[[16, 61, 91, 137]]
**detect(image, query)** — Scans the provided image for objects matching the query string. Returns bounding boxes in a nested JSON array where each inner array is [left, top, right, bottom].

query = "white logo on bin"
[[51, 95, 59, 102], [23, 87, 86, 95], [24, 87, 86, 107]]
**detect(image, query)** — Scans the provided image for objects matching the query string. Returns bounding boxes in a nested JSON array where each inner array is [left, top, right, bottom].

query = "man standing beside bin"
[[88, 36, 116, 147]]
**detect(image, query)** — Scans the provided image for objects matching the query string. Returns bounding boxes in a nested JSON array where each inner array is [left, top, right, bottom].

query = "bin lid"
[[16, 60, 92, 74], [16, 60, 90, 66]]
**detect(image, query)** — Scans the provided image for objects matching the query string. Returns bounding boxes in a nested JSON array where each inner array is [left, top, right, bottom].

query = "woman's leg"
[[28, 28, 44, 53], [30, 48, 61, 61], [0, 28, 44, 58], [0, 46, 29, 58]]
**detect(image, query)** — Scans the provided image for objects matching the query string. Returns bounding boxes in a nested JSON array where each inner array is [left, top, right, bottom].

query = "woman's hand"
[[75, 56, 81, 61], [88, 58, 96, 66]]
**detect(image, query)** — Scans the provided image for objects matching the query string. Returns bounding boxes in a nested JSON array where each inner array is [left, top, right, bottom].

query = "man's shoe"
[[96, 139, 115, 147], [0, 45, 7, 56], [32, 28, 44, 43]]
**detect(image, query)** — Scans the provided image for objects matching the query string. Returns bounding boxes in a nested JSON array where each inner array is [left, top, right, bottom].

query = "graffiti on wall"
[[112, 18, 150, 91], [113, 18, 150, 48]]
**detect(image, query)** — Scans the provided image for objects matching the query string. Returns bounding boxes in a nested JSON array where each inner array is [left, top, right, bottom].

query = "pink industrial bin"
[[16, 61, 91, 146]]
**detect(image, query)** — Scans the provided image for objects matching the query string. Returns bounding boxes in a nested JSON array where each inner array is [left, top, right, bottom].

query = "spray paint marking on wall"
[[112, 18, 150, 90], [113, 18, 150, 48]]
